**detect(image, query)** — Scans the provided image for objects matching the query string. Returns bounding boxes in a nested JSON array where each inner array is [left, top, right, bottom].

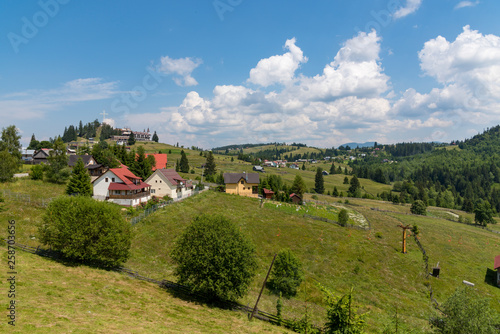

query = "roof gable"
[[68, 155, 96, 167], [109, 167, 142, 185], [152, 169, 186, 186], [223, 173, 259, 184]]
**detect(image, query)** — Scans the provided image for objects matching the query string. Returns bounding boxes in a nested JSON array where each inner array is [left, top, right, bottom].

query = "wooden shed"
[[495, 255, 500, 287], [290, 193, 302, 205], [263, 188, 274, 199]]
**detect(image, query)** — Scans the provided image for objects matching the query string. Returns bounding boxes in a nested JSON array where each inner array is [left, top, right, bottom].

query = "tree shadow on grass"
[[484, 268, 498, 287]]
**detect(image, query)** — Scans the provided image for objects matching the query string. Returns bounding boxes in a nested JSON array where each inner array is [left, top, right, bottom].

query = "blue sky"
[[2, 0, 500, 149]]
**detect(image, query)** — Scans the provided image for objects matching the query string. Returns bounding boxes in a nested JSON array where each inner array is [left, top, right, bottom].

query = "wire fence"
[[1, 189, 54, 207]]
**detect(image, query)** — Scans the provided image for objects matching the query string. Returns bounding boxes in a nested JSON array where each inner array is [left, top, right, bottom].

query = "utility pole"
[[398, 224, 412, 254], [250, 253, 277, 321]]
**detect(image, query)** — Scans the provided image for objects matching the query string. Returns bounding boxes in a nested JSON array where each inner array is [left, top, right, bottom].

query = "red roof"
[[107, 168, 150, 191], [145, 153, 168, 170], [495, 255, 500, 270], [157, 169, 186, 186], [263, 188, 274, 194]]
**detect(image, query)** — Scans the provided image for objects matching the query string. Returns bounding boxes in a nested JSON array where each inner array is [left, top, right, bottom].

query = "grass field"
[[3, 162, 500, 332]]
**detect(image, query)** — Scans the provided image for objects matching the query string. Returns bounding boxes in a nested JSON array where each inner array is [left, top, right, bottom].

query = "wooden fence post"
[[250, 253, 277, 321]]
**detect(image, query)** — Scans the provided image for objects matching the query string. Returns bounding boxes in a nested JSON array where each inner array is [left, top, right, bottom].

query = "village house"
[[253, 165, 264, 172], [92, 167, 151, 207], [224, 172, 259, 198], [111, 128, 151, 144], [32, 148, 52, 164], [290, 193, 302, 204], [495, 255, 500, 287], [144, 153, 168, 170], [68, 155, 106, 181], [20, 148, 35, 163], [263, 188, 274, 199], [145, 169, 192, 201]]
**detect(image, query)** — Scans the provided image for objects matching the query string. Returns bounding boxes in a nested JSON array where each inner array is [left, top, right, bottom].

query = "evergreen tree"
[[302, 162, 306, 170], [130, 146, 153, 180], [348, 175, 361, 197], [152, 131, 159, 142], [127, 132, 136, 146], [45, 137, 70, 184], [175, 159, 180, 172], [315, 167, 325, 194], [333, 186, 339, 197], [179, 150, 189, 173], [290, 174, 307, 199], [330, 162, 336, 174], [66, 158, 92, 196], [204, 151, 217, 177], [28, 133, 40, 150]]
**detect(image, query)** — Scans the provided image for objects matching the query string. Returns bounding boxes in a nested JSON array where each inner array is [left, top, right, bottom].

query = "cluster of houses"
[[111, 128, 152, 145]]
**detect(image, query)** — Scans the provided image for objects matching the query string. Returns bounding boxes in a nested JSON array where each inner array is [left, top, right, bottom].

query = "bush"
[[38, 196, 132, 268], [430, 287, 500, 333], [171, 214, 257, 301], [267, 248, 304, 298], [31, 164, 44, 180], [410, 200, 427, 215], [338, 209, 349, 226]]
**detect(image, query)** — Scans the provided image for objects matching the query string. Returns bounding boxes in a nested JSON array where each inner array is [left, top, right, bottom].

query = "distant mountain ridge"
[[339, 142, 377, 149]]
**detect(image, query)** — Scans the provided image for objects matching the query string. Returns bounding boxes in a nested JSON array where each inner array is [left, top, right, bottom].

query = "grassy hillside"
[[3, 173, 500, 332], [126, 191, 500, 331]]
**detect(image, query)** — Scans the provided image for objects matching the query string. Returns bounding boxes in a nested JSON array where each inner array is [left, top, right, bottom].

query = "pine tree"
[[130, 146, 152, 180], [179, 150, 189, 173], [152, 131, 159, 143], [204, 151, 216, 177], [348, 175, 361, 197], [66, 158, 92, 196], [127, 132, 136, 146], [175, 159, 180, 172], [330, 162, 335, 174], [291, 175, 307, 199], [333, 186, 339, 197], [315, 167, 325, 194]]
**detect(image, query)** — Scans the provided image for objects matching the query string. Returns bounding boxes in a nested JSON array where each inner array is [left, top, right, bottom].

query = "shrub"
[[31, 164, 44, 180], [429, 287, 500, 333], [410, 200, 427, 215], [171, 214, 257, 301], [338, 209, 349, 226], [267, 248, 304, 298], [38, 196, 132, 268]]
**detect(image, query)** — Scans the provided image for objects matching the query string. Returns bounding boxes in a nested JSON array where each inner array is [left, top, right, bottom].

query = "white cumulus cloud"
[[157, 56, 202, 86], [248, 38, 307, 87], [393, 0, 423, 19], [454, 1, 480, 10]]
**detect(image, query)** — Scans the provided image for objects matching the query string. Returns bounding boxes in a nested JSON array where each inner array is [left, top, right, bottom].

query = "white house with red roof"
[[145, 169, 192, 201], [92, 167, 151, 207]]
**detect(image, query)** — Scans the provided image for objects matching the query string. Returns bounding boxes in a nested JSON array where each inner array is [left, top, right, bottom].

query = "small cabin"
[[263, 188, 274, 199], [495, 255, 500, 287], [290, 193, 302, 205]]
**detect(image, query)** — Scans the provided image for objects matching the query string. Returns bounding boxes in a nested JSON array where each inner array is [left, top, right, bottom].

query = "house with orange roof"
[[145, 169, 192, 201], [145, 153, 168, 170], [92, 167, 151, 207]]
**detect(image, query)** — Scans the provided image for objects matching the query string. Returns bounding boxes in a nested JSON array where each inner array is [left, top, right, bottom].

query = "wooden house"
[[263, 188, 274, 199], [290, 193, 302, 205], [223, 172, 259, 198], [32, 148, 52, 164]]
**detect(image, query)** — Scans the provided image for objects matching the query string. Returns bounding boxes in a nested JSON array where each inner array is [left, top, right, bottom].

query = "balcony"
[[108, 191, 150, 200]]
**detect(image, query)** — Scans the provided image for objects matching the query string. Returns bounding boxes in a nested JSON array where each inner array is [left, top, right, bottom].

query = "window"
[[105, 177, 108, 182], [151, 189, 156, 194], [155, 180, 158, 183], [112, 178, 115, 182], [252, 186, 258, 194], [240, 180, 244, 185]]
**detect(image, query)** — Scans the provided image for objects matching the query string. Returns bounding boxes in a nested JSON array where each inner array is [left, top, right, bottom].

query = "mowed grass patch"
[[0, 250, 291, 334]]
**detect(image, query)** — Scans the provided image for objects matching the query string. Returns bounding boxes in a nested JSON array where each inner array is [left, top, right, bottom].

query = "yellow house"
[[224, 172, 259, 198]]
